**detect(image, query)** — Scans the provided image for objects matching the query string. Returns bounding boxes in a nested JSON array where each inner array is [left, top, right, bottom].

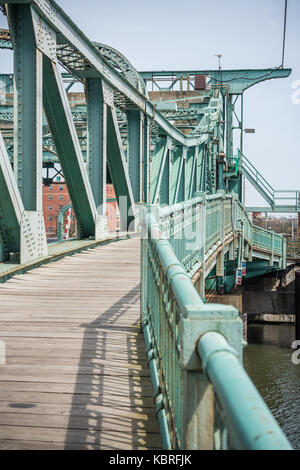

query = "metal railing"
[[240, 153, 300, 211], [273, 190, 300, 209], [140, 196, 290, 450], [150, 191, 285, 275], [240, 153, 274, 205]]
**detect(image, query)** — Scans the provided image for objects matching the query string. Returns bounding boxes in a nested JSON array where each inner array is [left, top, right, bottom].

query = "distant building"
[[43, 179, 118, 238], [43, 179, 71, 238]]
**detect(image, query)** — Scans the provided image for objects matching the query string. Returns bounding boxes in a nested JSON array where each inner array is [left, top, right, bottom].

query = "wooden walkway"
[[0, 237, 161, 450]]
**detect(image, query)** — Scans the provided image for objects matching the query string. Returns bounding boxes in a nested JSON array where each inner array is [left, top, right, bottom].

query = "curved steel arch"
[[92, 42, 147, 95], [57, 203, 72, 240]]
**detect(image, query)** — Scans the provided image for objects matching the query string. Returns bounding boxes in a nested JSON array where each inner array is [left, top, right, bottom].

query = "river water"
[[244, 324, 300, 450]]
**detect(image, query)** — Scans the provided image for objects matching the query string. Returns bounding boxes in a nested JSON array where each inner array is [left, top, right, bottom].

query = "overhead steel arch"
[[92, 42, 147, 95], [0, 28, 147, 95]]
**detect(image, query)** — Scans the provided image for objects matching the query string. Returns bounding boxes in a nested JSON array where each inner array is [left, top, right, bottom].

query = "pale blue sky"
[[1, 0, 299, 208]]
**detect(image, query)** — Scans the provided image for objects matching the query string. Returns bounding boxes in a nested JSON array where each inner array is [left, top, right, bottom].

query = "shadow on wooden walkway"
[[0, 237, 161, 450]]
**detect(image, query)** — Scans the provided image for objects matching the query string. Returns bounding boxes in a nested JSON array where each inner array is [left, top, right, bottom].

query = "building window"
[[48, 227, 53, 233], [59, 195, 63, 200], [59, 186, 64, 191], [49, 195, 53, 200], [49, 186, 53, 191], [48, 216, 53, 221], [48, 206, 53, 211]]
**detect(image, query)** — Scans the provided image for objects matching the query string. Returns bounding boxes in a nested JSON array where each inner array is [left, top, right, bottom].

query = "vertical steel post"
[[127, 109, 143, 203], [143, 116, 151, 203], [140, 206, 148, 327], [43, 56, 97, 239], [182, 370, 214, 449], [106, 106, 135, 231], [10, 4, 43, 211], [159, 148, 171, 205], [199, 193, 206, 299], [226, 93, 233, 161], [86, 78, 107, 215], [240, 95, 245, 204], [216, 192, 225, 279]]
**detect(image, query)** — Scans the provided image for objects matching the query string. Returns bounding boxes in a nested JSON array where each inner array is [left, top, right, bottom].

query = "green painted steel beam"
[[185, 147, 196, 200], [143, 116, 150, 203], [127, 109, 142, 202], [0, 1, 238, 149], [150, 138, 168, 204], [159, 145, 171, 205], [86, 77, 106, 212], [43, 55, 97, 239], [106, 105, 135, 231], [170, 146, 183, 204], [0, 132, 23, 256], [7, 4, 43, 211], [140, 68, 291, 94], [177, 149, 186, 202]]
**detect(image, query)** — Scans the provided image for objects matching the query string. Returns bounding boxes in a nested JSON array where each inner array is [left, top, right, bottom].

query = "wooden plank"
[[0, 391, 155, 408], [0, 381, 154, 398], [0, 412, 159, 433], [0, 426, 161, 449]]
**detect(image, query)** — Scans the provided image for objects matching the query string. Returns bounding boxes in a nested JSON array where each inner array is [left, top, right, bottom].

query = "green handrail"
[[141, 198, 290, 449], [198, 332, 291, 450]]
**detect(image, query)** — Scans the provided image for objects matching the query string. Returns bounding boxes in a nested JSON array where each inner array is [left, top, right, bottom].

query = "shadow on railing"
[[140, 199, 291, 450]]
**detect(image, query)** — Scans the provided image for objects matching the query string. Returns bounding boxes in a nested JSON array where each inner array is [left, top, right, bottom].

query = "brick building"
[[43, 179, 71, 238], [43, 180, 118, 238]]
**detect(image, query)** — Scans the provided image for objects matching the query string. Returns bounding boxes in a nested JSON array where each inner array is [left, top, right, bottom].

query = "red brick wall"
[[106, 184, 118, 232], [43, 183, 71, 238], [43, 183, 118, 238]]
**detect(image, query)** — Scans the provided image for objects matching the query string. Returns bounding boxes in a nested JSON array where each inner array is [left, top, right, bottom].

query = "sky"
[[0, 0, 299, 209]]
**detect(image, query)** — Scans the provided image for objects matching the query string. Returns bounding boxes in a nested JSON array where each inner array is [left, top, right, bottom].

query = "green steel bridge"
[[0, 0, 295, 450]]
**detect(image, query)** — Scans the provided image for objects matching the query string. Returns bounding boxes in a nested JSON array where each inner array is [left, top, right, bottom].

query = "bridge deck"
[[0, 237, 161, 450]]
